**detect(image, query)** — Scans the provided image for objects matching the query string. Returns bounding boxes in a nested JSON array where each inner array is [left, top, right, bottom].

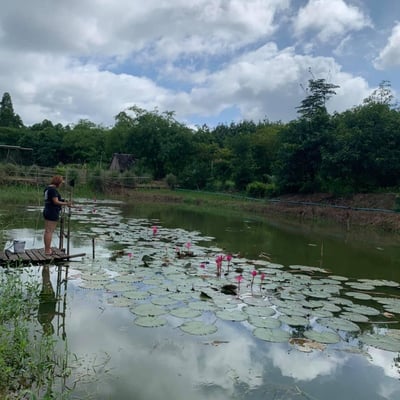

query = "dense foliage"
[[1, 80, 399, 196]]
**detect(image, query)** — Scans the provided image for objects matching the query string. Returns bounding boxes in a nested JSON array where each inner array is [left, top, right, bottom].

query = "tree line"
[[0, 80, 399, 197]]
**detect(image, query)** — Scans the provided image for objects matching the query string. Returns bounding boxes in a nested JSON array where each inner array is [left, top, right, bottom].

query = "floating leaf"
[[279, 315, 309, 327], [104, 282, 133, 292], [318, 317, 360, 332], [134, 316, 167, 327], [115, 274, 143, 283], [188, 301, 216, 312], [303, 330, 341, 344], [243, 305, 276, 317], [123, 290, 149, 300], [79, 281, 104, 290], [180, 321, 218, 335], [130, 303, 166, 316], [170, 307, 202, 319], [248, 316, 281, 329], [215, 310, 248, 322], [343, 305, 380, 316], [359, 332, 400, 352], [340, 312, 369, 323], [344, 291, 372, 301], [151, 297, 177, 306], [253, 328, 290, 343], [107, 296, 133, 307]]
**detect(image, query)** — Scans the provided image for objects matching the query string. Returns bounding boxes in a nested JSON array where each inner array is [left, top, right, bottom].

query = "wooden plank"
[[0, 247, 86, 265], [25, 249, 42, 261], [5, 250, 19, 261]]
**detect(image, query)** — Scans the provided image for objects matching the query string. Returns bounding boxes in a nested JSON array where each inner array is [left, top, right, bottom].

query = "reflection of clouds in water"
[[268, 345, 348, 381], [67, 300, 264, 399], [378, 380, 400, 400], [367, 347, 399, 380]]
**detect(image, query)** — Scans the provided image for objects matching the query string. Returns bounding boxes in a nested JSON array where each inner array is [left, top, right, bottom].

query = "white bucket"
[[13, 240, 26, 253]]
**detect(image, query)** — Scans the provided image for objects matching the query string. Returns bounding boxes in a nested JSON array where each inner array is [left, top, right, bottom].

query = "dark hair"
[[50, 175, 64, 187]]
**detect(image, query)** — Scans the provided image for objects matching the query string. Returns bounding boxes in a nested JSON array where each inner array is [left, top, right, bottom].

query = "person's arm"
[[51, 197, 71, 207]]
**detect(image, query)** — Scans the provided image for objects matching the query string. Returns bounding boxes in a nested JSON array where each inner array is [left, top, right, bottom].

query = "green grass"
[[0, 267, 71, 399]]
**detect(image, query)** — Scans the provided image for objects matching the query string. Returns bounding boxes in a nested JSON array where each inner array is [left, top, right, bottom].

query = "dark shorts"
[[43, 209, 60, 222]]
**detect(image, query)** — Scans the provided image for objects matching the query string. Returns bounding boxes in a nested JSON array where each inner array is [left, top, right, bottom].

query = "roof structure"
[[109, 153, 135, 172]]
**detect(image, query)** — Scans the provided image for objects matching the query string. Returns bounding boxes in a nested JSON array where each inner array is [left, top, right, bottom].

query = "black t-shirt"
[[43, 186, 62, 221]]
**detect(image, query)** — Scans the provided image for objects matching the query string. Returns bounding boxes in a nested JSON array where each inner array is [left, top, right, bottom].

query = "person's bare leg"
[[44, 220, 57, 254]]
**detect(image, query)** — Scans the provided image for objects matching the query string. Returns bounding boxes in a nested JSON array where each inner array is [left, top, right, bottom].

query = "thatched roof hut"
[[109, 153, 135, 172]]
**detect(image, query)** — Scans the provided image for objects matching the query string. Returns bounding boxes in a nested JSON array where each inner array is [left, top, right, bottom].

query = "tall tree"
[[0, 92, 23, 128], [297, 78, 339, 119]]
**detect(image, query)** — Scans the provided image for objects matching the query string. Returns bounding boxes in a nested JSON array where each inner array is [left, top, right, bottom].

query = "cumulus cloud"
[[373, 22, 400, 70], [0, 0, 395, 127], [293, 0, 371, 43]]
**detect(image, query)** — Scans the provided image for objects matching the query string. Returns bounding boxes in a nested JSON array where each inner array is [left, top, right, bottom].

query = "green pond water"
[[2, 199, 400, 400]]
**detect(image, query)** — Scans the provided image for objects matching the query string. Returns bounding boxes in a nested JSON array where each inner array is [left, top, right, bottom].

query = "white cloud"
[[0, 0, 397, 127], [293, 0, 371, 43], [268, 344, 348, 381], [374, 22, 400, 70]]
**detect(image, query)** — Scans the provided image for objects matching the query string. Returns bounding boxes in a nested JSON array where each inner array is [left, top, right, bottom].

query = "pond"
[[2, 198, 400, 400]]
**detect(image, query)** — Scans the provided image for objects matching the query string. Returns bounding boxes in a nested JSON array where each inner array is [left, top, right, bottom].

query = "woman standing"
[[43, 175, 71, 255]]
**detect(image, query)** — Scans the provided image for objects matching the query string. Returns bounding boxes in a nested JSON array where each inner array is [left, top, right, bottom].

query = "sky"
[[0, 0, 399, 128]]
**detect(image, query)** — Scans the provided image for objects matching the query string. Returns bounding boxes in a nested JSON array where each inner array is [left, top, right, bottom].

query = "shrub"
[[246, 181, 268, 198], [165, 173, 177, 189]]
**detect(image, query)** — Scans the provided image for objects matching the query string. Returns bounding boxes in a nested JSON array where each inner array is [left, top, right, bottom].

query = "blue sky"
[[0, 0, 399, 128]]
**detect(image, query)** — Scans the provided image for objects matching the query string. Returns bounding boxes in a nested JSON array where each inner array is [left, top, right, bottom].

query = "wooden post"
[[59, 209, 64, 249], [92, 237, 95, 259]]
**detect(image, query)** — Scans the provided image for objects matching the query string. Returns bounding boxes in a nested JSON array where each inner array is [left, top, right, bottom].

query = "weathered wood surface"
[[0, 248, 86, 266]]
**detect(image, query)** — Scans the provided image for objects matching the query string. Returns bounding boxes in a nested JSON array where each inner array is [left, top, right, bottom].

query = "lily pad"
[[78, 281, 105, 290], [134, 316, 167, 327], [279, 315, 309, 327], [340, 312, 369, 323], [248, 316, 281, 329], [303, 330, 341, 344], [104, 282, 133, 292], [130, 303, 166, 316], [344, 292, 373, 301], [215, 310, 248, 322], [107, 297, 133, 307], [123, 290, 149, 300], [343, 305, 380, 316], [243, 305, 276, 317], [359, 332, 400, 352], [179, 321, 218, 336], [188, 301, 216, 312], [151, 297, 177, 306], [253, 328, 291, 343], [170, 307, 202, 319], [318, 317, 360, 332]]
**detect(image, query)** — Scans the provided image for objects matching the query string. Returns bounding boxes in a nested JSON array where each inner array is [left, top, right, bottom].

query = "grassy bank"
[[1, 183, 400, 233]]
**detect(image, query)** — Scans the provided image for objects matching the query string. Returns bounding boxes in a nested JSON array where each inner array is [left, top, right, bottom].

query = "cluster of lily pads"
[[71, 200, 400, 354]]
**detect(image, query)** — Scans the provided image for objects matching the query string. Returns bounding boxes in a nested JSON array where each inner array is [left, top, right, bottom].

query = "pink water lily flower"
[[250, 270, 257, 289]]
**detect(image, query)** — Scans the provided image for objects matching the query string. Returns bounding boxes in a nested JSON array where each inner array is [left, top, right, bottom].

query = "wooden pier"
[[0, 248, 86, 266]]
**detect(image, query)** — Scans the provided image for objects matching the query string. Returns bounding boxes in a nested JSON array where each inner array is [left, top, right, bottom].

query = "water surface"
[[2, 199, 400, 400]]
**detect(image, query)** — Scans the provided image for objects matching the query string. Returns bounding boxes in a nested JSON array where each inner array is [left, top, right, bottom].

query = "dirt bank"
[[122, 190, 400, 233], [260, 193, 400, 233]]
